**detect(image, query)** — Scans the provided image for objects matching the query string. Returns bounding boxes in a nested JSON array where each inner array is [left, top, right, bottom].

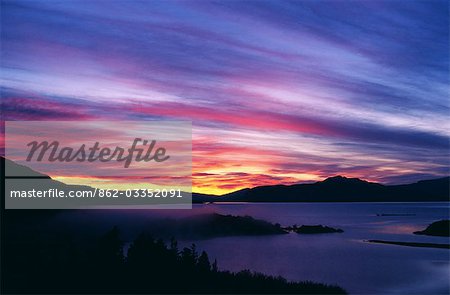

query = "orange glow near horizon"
[[1, 0, 448, 197]]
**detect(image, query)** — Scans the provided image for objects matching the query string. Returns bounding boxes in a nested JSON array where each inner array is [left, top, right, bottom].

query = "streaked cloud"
[[1, 0, 448, 194]]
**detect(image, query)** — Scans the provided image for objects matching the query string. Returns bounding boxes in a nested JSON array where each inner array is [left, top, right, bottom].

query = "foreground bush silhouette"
[[3, 226, 346, 294]]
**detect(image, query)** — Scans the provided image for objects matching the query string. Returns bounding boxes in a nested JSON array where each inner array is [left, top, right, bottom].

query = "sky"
[[1, 0, 449, 194]]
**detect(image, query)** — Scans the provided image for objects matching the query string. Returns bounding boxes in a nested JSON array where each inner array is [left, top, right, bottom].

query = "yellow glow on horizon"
[[192, 185, 236, 196], [52, 176, 192, 192]]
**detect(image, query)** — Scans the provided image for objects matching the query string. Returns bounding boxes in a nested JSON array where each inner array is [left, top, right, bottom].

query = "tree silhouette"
[[96, 225, 124, 267], [197, 251, 211, 273], [2, 224, 347, 294], [212, 259, 219, 272], [127, 233, 154, 267]]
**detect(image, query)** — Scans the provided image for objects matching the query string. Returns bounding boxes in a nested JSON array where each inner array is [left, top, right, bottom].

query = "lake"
[[55, 202, 450, 294]]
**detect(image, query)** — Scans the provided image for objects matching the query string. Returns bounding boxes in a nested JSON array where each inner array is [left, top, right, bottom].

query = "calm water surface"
[[57, 202, 450, 294], [182, 202, 450, 294]]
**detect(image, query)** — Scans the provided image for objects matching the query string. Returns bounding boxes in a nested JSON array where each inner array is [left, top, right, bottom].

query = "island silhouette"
[[414, 220, 450, 237]]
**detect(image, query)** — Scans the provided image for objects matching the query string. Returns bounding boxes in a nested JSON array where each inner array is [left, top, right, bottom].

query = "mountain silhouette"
[[2, 157, 448, 203], [216, 175, 449, 202], [4, 157, 51, 178], [1, 157, 195, 208]]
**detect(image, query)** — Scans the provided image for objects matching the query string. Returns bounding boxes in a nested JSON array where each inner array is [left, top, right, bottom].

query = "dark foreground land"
[[1, 213, 346, 294]]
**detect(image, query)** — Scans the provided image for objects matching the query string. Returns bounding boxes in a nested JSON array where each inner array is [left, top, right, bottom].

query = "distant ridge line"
[[1, 157, 449, 203]]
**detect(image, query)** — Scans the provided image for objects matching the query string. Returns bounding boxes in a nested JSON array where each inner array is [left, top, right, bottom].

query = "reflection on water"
[[376, 224, 423, 235], [56, 202, 450, 294]]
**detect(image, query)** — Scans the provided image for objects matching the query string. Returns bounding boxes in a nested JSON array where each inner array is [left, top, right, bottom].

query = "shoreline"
[[367, 239, 450, 249]]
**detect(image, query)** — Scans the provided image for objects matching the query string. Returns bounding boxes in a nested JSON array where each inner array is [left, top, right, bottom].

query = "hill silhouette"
[[215, 175, 450, 202], [2, 157, 448, 203]]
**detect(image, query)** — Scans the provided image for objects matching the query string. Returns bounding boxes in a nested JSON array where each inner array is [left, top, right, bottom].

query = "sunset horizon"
[[2, 1, 448, 196], [1, 1, 449, 294], [46, 171, 450, 195]]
